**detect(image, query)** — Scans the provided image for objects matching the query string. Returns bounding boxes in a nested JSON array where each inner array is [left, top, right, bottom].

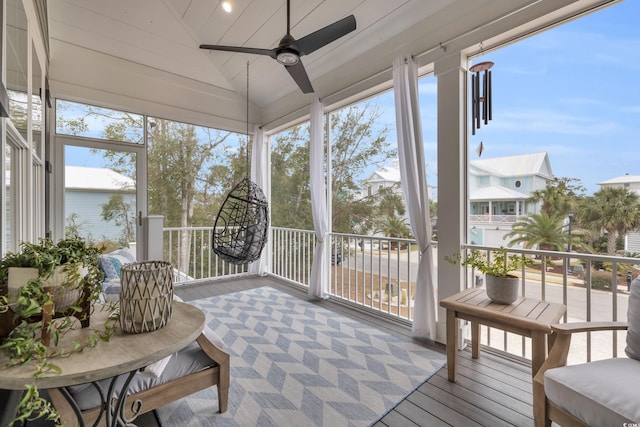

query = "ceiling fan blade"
[[200, 44, 277, 59], [285, 61, 314, 94], [294, 15, 356, 56]]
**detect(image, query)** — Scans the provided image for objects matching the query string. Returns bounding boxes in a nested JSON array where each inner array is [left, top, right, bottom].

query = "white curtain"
[[392, 55, 437, 339], [249, 125, 269, 275], [309, 97, 328, 298]]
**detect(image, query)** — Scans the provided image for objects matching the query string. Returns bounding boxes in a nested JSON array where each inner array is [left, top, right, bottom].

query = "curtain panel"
[[309, 97, 328, 298], [392, 55, 437, 339], [249, 125, 269, 275]]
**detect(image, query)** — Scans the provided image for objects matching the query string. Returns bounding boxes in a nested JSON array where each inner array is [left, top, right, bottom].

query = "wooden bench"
[[48, 331, 230, 426]]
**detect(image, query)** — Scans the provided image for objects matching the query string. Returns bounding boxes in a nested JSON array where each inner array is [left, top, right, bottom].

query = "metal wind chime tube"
[[212, 61, 269, 265], [470, 61, 494, 135]]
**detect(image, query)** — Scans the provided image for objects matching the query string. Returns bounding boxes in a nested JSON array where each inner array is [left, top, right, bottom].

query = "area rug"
[[156, 286, 445, 427]]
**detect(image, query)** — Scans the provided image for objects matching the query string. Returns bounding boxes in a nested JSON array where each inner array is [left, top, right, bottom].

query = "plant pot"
[[7, 265, 84, 310], [485, 274, 520, 304]]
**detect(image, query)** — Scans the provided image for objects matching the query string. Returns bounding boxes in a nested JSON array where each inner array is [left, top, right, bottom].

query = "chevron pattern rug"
[[156, 286, 445, 427]]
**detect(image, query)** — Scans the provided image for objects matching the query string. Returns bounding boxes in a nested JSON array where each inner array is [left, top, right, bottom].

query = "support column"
[[435, 52, 467, 344]]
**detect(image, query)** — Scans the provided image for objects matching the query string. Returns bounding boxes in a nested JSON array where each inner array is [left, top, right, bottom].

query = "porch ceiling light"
[[221, 1, 232, 13], [470, 61, 494, 135]]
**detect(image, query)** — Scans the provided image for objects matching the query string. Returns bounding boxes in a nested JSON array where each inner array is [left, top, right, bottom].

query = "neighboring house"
[[361, 159, 436, 229], [363, 159, 403, 198], [468, 152, 554, 246], [598, 174, 640, 252], [65, 166, 136, 243]]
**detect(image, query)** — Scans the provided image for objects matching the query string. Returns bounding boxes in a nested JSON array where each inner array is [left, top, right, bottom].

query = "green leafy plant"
[[446, 247, 533, 278], [0, 236, 115, 426]]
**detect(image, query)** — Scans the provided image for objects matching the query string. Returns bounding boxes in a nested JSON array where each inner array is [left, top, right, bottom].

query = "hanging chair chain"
[[246, 60, 250, 176]]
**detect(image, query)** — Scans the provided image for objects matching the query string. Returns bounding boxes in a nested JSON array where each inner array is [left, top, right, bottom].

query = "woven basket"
[[119, 261, 173, 334]]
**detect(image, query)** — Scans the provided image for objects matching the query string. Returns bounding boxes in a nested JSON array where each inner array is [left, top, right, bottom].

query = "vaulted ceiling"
[[47, 0, 615, 132]]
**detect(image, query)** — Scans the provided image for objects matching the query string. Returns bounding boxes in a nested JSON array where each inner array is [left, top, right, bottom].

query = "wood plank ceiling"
[[47, 0, 612, 129]]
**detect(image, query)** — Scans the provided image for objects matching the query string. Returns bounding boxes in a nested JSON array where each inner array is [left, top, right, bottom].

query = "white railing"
[[163, 226, 248, 284], [463, 244, 635, 364], [271, 227, 316, 285], [469, 214, 520, 223], [163, 225, 637, 366], [270, 227, 423, 323]]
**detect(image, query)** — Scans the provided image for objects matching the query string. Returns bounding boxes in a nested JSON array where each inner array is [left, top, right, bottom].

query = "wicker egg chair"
[[212, 177, 269, 264]]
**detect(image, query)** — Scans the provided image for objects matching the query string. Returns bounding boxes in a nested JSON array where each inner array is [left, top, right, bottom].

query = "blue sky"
[[468, 0, 640, 195], [354, 1, 640, 198]]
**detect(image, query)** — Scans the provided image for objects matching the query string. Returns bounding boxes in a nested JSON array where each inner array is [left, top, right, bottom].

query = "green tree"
[[577, 187, 640, 255], [270, 101, 396, 235], [378, 216, 412, 240], [505, 212, 571, 251], [101, 193, 136, 245], [270, 125, 313, 230], [529, 177, 585, 217]]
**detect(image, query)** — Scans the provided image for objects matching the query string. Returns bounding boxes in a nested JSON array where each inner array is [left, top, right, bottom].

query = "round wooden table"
[[0, 301, 204, 426]]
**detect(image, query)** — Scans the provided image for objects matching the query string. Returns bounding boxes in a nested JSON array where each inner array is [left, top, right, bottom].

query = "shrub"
[[590, 270, 613, 291]]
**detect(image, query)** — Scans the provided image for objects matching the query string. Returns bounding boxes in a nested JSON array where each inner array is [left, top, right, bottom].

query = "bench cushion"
[[67, 326, 222, 411], [545, 358, 640, 425]]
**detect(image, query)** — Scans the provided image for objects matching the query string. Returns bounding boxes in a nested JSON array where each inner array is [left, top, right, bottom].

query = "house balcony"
[[469, 214, 522, 225]]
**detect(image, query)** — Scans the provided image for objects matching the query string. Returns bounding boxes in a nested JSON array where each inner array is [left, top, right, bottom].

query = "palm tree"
[[378, 216, 412, 248], [504, 212, 571, 251], [577, 187, 640, 255]]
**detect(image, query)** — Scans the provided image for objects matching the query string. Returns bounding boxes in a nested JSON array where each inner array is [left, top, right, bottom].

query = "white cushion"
[[626, 276, 640, 360], [67, 324, 223, 410], [544, 358, 640, 425]]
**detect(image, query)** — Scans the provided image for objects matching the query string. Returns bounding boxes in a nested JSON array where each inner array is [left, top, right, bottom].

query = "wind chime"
[[212, 62, 269, 264], [470, 61, 494, 135]]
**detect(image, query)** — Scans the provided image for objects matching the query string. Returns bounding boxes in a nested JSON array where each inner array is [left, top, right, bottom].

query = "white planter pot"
[[485, 274, 519, 304], [7, 265, 83, 310]]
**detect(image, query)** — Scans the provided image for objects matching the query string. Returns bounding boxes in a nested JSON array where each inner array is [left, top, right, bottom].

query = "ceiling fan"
[[200, 0, 356, 94]]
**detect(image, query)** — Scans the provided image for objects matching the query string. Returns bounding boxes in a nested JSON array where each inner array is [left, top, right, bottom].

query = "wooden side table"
[[440, 287, 566, 382]]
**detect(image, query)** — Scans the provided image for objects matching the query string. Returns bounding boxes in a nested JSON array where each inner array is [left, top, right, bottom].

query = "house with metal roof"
[[65, 166, 136, 244], [468, 152, 554, 246]]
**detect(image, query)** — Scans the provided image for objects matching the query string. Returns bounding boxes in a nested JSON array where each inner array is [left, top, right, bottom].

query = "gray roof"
[[470, 152, 553, 179], [598, 174, 640, 185], [66, 166, 135, 191]]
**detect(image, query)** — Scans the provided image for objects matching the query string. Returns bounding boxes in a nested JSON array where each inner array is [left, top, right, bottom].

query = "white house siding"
[[626, 232, 640, 253], [65, 166, 136, 243], [65, 190, 136, 243]]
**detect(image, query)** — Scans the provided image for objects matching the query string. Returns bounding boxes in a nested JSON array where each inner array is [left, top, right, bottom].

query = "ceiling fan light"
[[221, 1, 232, 13], [276, 51, 299, 66]]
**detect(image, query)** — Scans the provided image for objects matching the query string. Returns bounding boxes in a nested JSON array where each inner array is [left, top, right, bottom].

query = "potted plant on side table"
[[0, 236, 116, 426], [446, 247, 533, 304]]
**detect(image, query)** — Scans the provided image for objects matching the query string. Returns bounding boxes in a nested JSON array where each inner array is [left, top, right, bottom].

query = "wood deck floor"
[[175, 275, 535, 427]]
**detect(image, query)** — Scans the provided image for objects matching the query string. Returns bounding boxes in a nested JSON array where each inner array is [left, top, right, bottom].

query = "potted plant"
[[446, 247, 533, 304], [0, 236, 115, 426]]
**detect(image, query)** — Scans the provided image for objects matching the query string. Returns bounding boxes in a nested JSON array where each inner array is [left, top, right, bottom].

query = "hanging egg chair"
[[213, 177, 269, 264], [212, 62, 269, 265]]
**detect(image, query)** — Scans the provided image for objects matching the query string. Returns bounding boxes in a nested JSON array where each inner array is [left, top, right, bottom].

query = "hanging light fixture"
[[470, 61, 494, 135]]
